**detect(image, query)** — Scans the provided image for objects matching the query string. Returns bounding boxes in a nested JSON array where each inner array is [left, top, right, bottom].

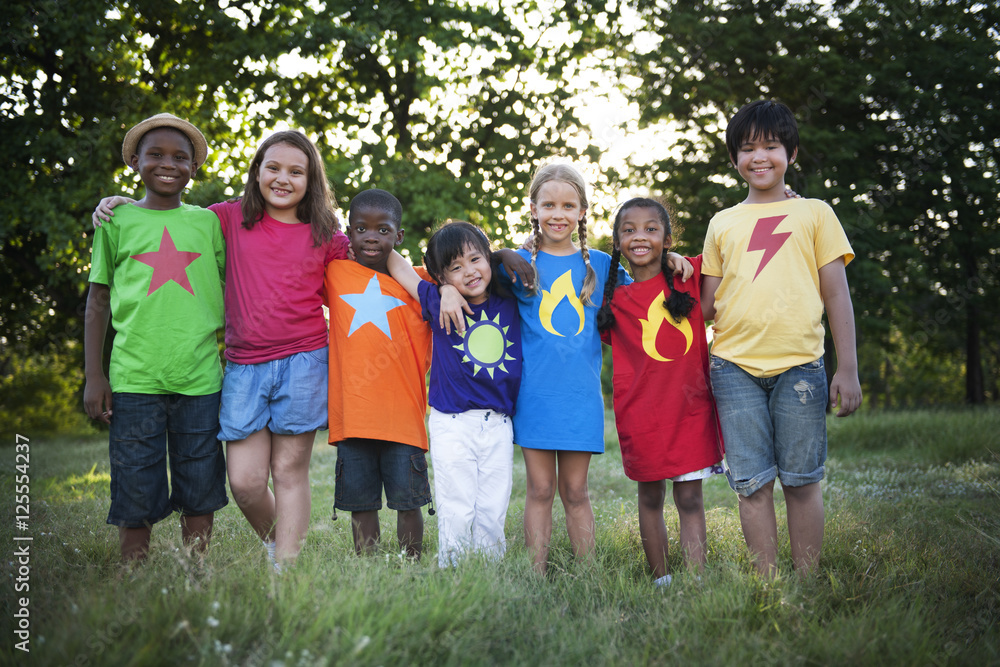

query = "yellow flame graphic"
[[539, 270, 585, 337], [640, 291, 693, 362]]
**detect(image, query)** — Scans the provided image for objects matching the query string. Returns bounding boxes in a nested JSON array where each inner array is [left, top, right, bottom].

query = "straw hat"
[[121, 113, 208, 168]]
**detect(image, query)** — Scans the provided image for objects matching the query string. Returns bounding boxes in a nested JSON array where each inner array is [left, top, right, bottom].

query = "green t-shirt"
[[89, 203, 225, 395]]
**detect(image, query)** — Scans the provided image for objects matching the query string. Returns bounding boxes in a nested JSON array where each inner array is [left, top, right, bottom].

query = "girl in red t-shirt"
[[597, 198, 724, 586]]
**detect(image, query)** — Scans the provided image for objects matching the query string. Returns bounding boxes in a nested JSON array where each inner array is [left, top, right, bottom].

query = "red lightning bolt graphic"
[[747, 215, 790, 281], [130, 227, 202, 295]]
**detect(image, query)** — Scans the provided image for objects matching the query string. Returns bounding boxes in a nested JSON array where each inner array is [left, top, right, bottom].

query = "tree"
[[599, 0, 1000, 404], [1, 0, 591, 369]]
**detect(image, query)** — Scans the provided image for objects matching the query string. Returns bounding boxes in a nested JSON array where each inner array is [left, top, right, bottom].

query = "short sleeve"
[[325, 231, 350, 263], [701, 219, 723, 277], [88, 223, 116, 286], [813, 202, 854, 268], [417, 279, 440, 324]]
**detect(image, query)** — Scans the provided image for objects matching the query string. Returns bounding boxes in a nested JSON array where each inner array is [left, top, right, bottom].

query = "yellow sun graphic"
[[453, 311, 518, 378]]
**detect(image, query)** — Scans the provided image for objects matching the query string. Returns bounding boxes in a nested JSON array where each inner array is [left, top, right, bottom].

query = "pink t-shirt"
[[210, 200, 348, 364]]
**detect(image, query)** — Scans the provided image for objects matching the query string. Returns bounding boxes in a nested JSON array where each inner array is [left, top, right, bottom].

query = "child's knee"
[[229, 473, 269, 504], [638, 482, 667, 510], [527, 480, 557, 503], [559, 483, 590, 508], [672, 485, 704, 515]]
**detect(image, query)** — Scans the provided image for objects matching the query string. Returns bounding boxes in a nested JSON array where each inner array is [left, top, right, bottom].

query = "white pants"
[[429, 408, 514, 568]]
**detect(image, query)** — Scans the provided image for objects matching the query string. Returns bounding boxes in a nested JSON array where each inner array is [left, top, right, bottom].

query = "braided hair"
[[596, 197, 696, 333], [526, 163, 598, 305]]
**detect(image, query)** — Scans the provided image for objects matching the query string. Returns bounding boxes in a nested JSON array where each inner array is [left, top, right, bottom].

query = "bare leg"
[[397, 509, 424, 559], [737, 480, 778, 578], [181, 513, 214, 555], [522, 448, 557, 574], [270, 431, 315, 565], [119, 526, 151, 562], [351, 511, 381, 555], [637, 480, 669, 578], [226, 428, 276, 543], [783, 481, 824, 574], [673, 480, 707, 570], [556, 451, 595, 562]]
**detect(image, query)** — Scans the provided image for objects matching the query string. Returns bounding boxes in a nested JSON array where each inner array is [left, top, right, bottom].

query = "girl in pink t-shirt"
[[96, 131, 348, 570]]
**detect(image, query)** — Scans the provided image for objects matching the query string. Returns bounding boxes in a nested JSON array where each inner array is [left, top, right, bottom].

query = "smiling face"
[[616, 207, 671, 282], [347, 206, 403, 274], [258, 142, 309, 222], [530, 180, 585, 253], [732, 132, 798, 203], [130, 127, 194, 209], [440, 243, 492, 305]]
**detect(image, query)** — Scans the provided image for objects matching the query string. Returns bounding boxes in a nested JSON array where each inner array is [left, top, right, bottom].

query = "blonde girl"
[[499, 163, 624, 573]]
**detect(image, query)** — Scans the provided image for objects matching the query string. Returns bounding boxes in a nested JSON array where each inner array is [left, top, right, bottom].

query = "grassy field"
[[2, 409, 998, 665]]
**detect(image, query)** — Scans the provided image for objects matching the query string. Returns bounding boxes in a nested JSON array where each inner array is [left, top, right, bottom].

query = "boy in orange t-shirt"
[[325, 189, 432, 558]]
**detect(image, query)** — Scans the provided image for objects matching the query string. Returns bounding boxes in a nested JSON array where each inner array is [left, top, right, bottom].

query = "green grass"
[[2, 409, 999, 665]]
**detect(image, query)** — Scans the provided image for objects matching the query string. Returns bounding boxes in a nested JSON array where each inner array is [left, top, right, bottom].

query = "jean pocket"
[[709, 354, 728, 372], [798, 357, 825, 373], [409, 453, 430, 498], [305, 346, 329, 366], [334, 456, 344, 503]]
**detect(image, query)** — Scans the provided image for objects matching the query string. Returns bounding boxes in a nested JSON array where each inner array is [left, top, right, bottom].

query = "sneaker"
[[263, 540, 278, 571], [654, 574, 672, 588]]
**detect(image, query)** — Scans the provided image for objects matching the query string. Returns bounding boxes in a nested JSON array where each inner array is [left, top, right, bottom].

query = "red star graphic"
[[130, 228, 202, 296]]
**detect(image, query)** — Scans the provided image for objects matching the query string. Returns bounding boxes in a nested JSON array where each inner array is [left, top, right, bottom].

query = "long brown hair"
[[240, 130, 338, 246]]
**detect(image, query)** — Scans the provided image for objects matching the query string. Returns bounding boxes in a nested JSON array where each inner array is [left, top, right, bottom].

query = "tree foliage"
[[599, 0, 1000, 404], [1, 0, 590, 369], [2, 0, 996, 409]]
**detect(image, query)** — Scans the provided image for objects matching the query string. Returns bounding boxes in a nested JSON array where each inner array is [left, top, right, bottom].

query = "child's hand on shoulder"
[[496, 248, 534, 289], [92, 196, 135, 228], [666, 252, 693, 282], [439, 284, 472, 334]]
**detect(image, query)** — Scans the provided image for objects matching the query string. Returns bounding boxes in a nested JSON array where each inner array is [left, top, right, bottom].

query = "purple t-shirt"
[[418, 281, 522, 415]]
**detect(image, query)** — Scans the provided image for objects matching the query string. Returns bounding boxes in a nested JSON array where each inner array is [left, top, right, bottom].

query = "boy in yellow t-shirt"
[[701, 100, 862, 578]]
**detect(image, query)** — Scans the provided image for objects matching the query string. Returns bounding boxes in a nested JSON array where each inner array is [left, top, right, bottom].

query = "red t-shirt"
[[603, 256, 723, 481], [210, 200, 348, 364]]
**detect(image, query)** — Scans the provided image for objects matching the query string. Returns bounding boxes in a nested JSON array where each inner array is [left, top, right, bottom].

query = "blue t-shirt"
[[419, 281, 522, 415], [503, 249, 630, 453]]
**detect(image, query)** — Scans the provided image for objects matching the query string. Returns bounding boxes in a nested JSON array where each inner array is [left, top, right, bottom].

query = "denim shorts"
[[334, 438, 431, 512], [709, 355, 828, 497], [218, 347, 329, 441], [107, 392, 228, 528]]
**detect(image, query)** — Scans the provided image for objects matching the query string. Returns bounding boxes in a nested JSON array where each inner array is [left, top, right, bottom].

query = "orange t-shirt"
[[325, 260, 432, 450]]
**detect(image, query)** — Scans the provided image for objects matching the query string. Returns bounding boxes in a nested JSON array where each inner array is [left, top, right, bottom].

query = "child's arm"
[[666, 252, 694, 281], [83, 284, 113, 424], [386, 251, 471, 334], [701, 275, 721, 322], [819, 257, 862, 417], [386, 251, 423, 301], [93, 196, 135, 227], [494, 248, 534, 288]]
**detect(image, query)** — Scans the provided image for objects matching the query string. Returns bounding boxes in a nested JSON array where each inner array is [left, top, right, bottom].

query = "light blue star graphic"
[[339, 274, 407, 337]]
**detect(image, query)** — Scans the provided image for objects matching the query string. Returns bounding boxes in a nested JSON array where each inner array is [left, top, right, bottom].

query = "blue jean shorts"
[[709, 355, 829, 497], [218, 347, 329, 441], [107, 392, 228, 528], [334, 438, 431, 512]]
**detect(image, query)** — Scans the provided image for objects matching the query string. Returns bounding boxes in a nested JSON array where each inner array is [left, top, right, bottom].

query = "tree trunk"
[[966, 302, 984, 404]]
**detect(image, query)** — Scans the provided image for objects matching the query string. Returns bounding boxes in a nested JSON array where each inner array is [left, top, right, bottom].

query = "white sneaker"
[[263, 540, 278, 571], [654, 574, 672, 588]]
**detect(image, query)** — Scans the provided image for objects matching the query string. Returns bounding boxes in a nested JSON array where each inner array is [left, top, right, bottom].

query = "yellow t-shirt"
[[702, 198, 854, 378]]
